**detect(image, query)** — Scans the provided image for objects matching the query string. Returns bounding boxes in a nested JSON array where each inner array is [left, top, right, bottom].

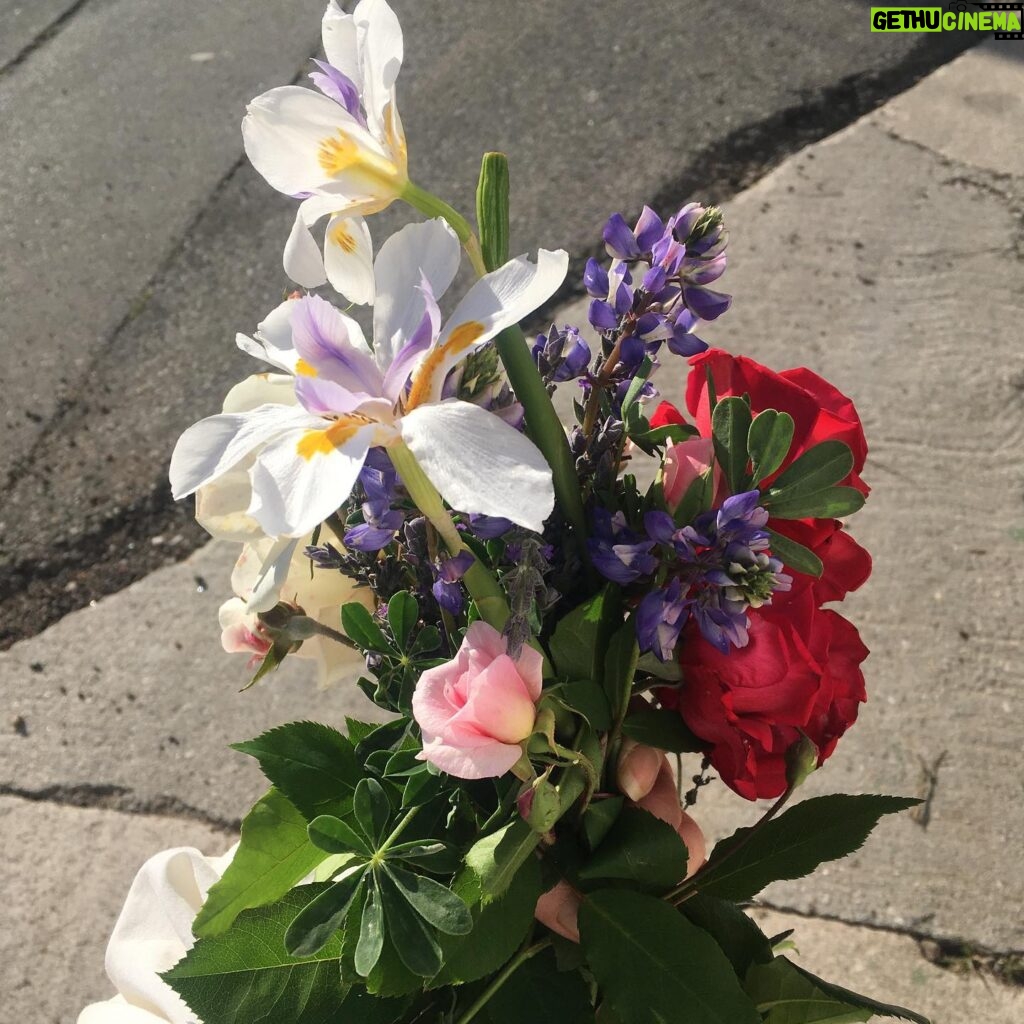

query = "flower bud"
[[662, 437, 714, 511]]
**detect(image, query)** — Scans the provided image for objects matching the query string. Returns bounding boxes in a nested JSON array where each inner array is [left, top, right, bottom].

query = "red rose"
[[769, 516, 872, 605], [667, 594, 868, 800]]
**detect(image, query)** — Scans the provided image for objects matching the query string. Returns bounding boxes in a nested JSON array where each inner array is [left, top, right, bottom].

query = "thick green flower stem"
[[454, 938, 552, 1024], [388, 440, 510, 631], [401, 180, 488, 276]]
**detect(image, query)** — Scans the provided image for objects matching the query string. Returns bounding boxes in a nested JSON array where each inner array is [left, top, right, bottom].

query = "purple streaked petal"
[[309, 60, 365, 124], [345, 523, 398, 552], [381, 273, 440, 403], [438, 550, 475, 583], [589, 299, 618, 331], [634, 205, 666, 252], [642, 265, 667, 294], [683, 253, 728, 286], [636, 312, 672, 342], [294, 375, 366, 416], [583, 257, 609, 298], [613, 280, 634, 316], [291, 295, 384, 395], [671, 203, 702, 241]]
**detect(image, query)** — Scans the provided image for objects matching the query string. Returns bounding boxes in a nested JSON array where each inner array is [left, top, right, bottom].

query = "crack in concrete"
[[0, 0, 95, 79], [0, 782, 240, 834], [756, 898, 1024, 984]]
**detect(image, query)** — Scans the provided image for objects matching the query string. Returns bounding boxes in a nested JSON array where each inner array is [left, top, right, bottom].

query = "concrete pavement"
[[0, 0, 981, 647]]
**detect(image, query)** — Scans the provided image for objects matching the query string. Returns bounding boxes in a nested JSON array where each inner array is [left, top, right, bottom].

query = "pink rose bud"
[[534, 881, 582, 943], [412, 621, 543, 780], [616, 739, 663, 802], [662, 436, 714, 510]]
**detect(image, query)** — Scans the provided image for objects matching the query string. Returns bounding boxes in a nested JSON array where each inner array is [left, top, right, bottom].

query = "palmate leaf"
[[232, 721, 361, 821], [193, 788, 330, 938], [284, 868, 368, 957], [307, 814, 373, 858], [766, 528, 824, 578], [353, 777, 392, 846], [579, 889, 760, 1024], [698, 795, 920, 902], [386, 591, 419, 651], [746, 956, 931, 1024], [383, 863, 473, 936], [164, 886, 406, 1024], [376, 867, 443, 977]]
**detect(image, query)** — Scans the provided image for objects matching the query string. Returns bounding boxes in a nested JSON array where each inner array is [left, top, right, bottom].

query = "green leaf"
[[354, 778, 392, 846], [387, 592, 418, 650], [680, 894, 774, 977], [579, 889, 761, 1024], [193, 788, 329, 938], [341, 601, 394, 653], [621, 706, 703, 753], [354, 879, 385, 977], [767, 485, 865, 520], [758, 958, 932, 1024], [549, 679, 612, 730], [631, 421, 700, 449], [603, 621, 639, 721], [673, 468, 715, 527], [345, 717, 381, 743], [748, 410, 795, 485], [376, 867, 443, 977], [383, 863, 472, 936], [746, 957, 873, 1023], [307, 814, 373, 858], [284, 868, 367, 957], [465, 819, 541, 901], [765, 440, 852, 503], [165, 886, 404, 1024], [578, 807, 688, 891], [712, 396, 753, 495], [476, 152, 510, 271], [765, 529, 824, 578], [481, 947, 594, 1024], [549, 593, 606, 681], [699, 795, 920, 902], [582, 796, 624, 851], [232, 722, 359, 821], [432, 855, 543, 987]]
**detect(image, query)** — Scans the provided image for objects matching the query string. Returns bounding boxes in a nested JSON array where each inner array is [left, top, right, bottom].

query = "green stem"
[[401, 180, 488, 276], [388, 440, 510, 631], [376, 806, 420, 858], [454, 938, 551, 1024]]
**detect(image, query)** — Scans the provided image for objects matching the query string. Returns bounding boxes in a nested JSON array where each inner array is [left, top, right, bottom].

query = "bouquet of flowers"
[[80, 3, 930, 1023]]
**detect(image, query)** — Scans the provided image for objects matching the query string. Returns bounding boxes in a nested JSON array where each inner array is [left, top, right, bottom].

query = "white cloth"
[[77, 844, 236, 1024]]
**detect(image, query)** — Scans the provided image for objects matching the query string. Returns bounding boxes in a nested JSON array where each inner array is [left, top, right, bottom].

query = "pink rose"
[[661, 436, 713, 510], [412, 621, 543, 780]]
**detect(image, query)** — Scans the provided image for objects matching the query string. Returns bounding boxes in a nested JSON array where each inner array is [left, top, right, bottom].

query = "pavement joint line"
[[0, 0, 95, 80], [0, 782, 240, 834], [0, 36, 990, 652], [755, 899, 1024, 979]]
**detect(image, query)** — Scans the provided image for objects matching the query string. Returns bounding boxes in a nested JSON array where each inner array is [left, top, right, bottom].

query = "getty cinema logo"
[[871, 2, 1024, 36]]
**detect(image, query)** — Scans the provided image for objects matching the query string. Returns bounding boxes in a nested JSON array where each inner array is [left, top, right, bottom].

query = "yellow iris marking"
[[296, 415, 374, 461], [329, 221, 358, 254], [295, 358, 318, 377], [405, 321, 486, 410], [318, 131, 359, 177]]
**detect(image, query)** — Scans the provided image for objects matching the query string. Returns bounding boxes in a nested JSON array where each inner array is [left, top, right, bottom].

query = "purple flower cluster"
[[344, 450, 407, 553], [585, 202, 731, 360], [591, 492, 792, 661], [532, 324, 591, 384]]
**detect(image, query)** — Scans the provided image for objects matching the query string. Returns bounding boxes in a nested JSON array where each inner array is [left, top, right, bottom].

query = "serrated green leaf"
[[353, 778, 392, 846], [354, 718, 411, 764], [699, 795, 920, 902], [766, 441, 853, 502], [164, 886, 405, 1024], [746, 957, 873, 1023], [387, 592, 418, 650], [432, 855, 543, 987], [345, 717, 381, 743], [465, 819, 541, 901], [232, 722, 360, 821], [549, 679, 612, 730], [341, 601, 394, 653], [192, 789, 329, 938], [621, 706, 703, 752], [778, 959, 931, 1024], [284, 868, 367, 957], [307, 814, 373, 858], [376, 868, 443, 977], [765, 528, 824, 578], [748, 410, 795, 486], [354, 879, 385, 977], [767, 485, 865, 520], [680, 894, 774, 977], [579, 889, 761, 1024], [578, 807, 688, 890], [582, 796, 624, 851], [481, 947, 594, 1024], [383, 863, 473, 936], [712, 396, 753, 495], [603, 621, 639, 721]]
